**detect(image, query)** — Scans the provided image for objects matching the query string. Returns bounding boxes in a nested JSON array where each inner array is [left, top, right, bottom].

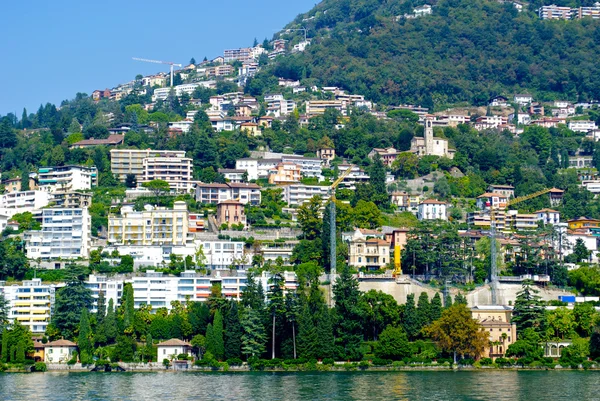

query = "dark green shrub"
[[177, 353, 189, 361], [372, 358, 392, 366], [459, 358, 475, 366], [226, 358, 243, 366], [479, 358, 493, 366], [33, 362, 47, 372], [322, 358, 335, 366], [495, 358, 513, 367]]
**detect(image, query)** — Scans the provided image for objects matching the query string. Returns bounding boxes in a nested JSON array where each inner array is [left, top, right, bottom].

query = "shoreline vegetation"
[[3, 359, 600, 373]]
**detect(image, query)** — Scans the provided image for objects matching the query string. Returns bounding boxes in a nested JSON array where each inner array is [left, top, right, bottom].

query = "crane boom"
[[132, 57, 183, 87], [490, 187, 556, 304]]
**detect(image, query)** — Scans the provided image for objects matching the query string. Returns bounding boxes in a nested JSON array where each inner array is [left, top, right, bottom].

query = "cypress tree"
[[402, 294, 420, 340], [96, 290, 106, 322], [78, 308, 92, 364], [213, 310, 225, 360], [104, 299, 118, 343], [122, 283, 135, 330], [205, 324, 215, 357], [224, 302, 242, 360], [16, 342, 25, 364], [430, 293, 443, 322], [454, 293, 468, 305], [416, 292, 431, 327], [444, 292, 453, 308]]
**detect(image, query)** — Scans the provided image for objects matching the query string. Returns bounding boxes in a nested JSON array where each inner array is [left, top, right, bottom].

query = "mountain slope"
[[271, 0, 600, 108]]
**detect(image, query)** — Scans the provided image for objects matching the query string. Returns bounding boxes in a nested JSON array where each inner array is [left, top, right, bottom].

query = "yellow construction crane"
[[489, 187, 556, 304]]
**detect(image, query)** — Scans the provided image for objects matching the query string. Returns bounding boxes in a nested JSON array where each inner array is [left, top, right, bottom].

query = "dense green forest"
[[267, 0, 600, 108]]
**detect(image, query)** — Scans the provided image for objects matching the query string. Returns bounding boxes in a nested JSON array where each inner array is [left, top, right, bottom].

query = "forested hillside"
[[269, 0, 600, 109]]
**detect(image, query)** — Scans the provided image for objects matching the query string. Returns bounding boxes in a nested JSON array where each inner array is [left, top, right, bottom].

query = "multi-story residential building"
[[317, 147, 336, 162], [0, 279, 55, 334], [476, 193, 508, 210], [142, 153, 194, 193], [224, 48, 253, 63], [85, 275, 124, 314], [50, 191, 92, 208], [110, 149, 186, 181], [25, 207, 91, 261], [474, 115, 509, 129], [506, 211, 538, 231], [417, 199, 448, 221], [531, 117, 566, 129], [390, 191, 410, 210], [0, 190, 51, 215], [268, 162, 302, 185], [514, 94, 534, 104], [282, 184, 330, 206], [348, 238, 391, 270], [216, 200, 247, 229], [488, 184, 515, 199], [536, 209, 561, 225], [568, 120, 598, 133], [471, 305, 517, 360], [306, 100, 345, 116], [539, 4, 572, 19], [575, 3, 600, 18], [38, 165, 97, 193], [467, 210, 508, 230], [281, 155, 323, 179], [195, 182, 261, 205], [167, 120, 193, 134], [108, 201, 191, 247], [336, 163, 370, 189]]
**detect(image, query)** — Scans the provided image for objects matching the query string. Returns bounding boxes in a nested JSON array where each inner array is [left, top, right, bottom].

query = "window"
[[163, 349, 166, 355]]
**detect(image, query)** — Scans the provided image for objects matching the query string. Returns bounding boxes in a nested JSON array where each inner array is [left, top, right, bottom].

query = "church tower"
[[424, 116, 434, 155]]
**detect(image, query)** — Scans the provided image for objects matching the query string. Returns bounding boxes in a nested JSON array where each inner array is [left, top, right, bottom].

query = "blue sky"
[[0, 0, 318, 116]]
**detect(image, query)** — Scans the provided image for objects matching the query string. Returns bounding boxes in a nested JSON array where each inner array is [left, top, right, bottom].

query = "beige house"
[[216, 200, 247, 229], [44, 339, 77, 363], [348, 238, 391, 270], [240, 122, 261, 136], [317, 148, 336, 162], [268, 162, 302, 185], [471, 305, 517, 360]]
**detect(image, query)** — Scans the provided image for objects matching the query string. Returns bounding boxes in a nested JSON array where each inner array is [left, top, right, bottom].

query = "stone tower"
[[425, 117, 434, 156]]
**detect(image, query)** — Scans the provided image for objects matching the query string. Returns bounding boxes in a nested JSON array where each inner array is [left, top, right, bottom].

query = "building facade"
[[0, 279, 55, 334], [38, 165, 97, 192]]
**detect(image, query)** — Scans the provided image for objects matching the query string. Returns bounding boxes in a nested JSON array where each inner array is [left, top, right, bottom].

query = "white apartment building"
[[85, 275, 124, 314], [38, 165, 97, 193], [167, 120, 193, 133], [218, 168, 245, 183], [195, 182, 261, 205], [417, 200, 448, 221], [0, 190, 51, 218], [306, 100, 345, 116], [0, 279, 55, 334], [235, 158, 280, 180], [110, 149, 186, 181], [539, 4, 573, 19], [336, 164, 370, 190], [568, 120, 598, 133], [142, 154, 194, 193], [26, 207, 91, 260], [108, 201, 190, 247], [282, 155, 324, 179], [152, 83, 200, 101], [475, 115, 509, 129], [536, 209, 561, 226], [282, 184, 330, 206]]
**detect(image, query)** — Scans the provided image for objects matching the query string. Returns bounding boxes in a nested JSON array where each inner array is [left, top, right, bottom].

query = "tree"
[[297, 195, 322, 240], [104, 298, 118, 343], [545, 307, 575, 340], [122, 283, 135, 331], [113, 335, 136, 362], [425, 304, 489, 363], [573, 302, 598, 338], [125, 174, 137, 188], [241, 308, 267, 359], [0, 292, 9, 334], [374, 325, 411, 360], [402, 294, 421, 340], [352, 200, 382, 229], [368, 153, 390, 209], [512, 280, 544, 333], [78, 308, 93, 364], [267, 269, 286, 359], [392, 152, 419, 178], [430, 293, 443, 322], [360, 290, 400, 341], [573, 238, 591, 263], [50, 266, 93, 339], [190, 57, 196, 65], [142, 179, 171, 200], [224, 302, 242, 360], [212, 310, 225, 360], [333, 266, 364, 360]]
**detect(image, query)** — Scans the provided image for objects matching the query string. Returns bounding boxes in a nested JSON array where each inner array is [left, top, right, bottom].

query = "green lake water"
[[0, 370, 598, 400]]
